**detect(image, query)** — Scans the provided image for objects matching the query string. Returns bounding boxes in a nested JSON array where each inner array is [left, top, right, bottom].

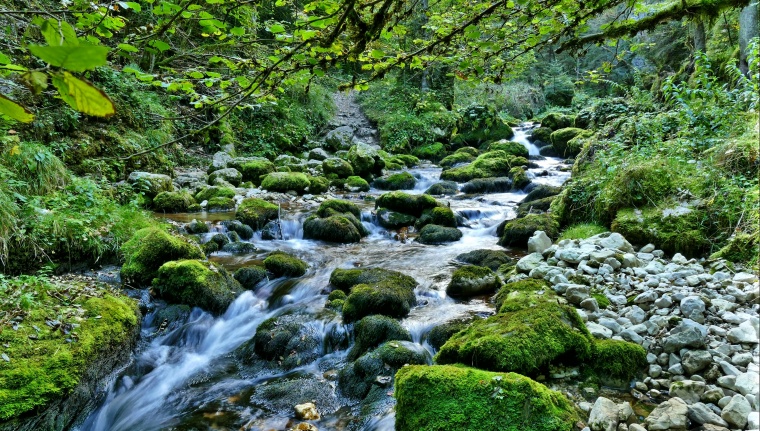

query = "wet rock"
[[424, 181, 459, 196], [264, 251, 308, 277], [687, 402, 729, 427], [446, 265, 502, 298], [455, 249, 513, 271], [645, 397, 688, 430], [234, 266, 268, 290], [294, 402, 320, 420], [416, 224, 462, 245], [152, 260, 243, 315], [322, 157, 354, 178]]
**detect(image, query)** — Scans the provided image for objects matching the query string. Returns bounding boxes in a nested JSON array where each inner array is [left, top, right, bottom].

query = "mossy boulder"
[[487, 140, 529, 158], [498, 214, 559, 248], [322, 157, 355, 178], [128, 171, 173, 198], [121, 227, 204, 286], [208, 167, 243, 186], [223, 220, 254, 240], [220, 241, 257, 254], [342, 280, 417, 323], [455, 249, 513, 271], [152, 259, 244, 314], [338, 341, 429, 399], [317, 199, 360, 219], [427, 319, 473, 350], [236, 313, 324, 370], [236, 198, 279, 230], [195, 185, 235, 202], [454, 146, 480, 157], [436, 303, 592, 375], [424, 181, 459, 196], [461, 177, 513, 194], [541, 113, 575, 130], [348, 143, 385, 179], [263, 251, 308, 277], [412, 142, 446, 162], [306, 175, 329, 194], [440, 151, 528, 182], [238, 160, 275, 185], [516, 196, 555, 218], [326, 289, 347, 311], [439, 152, 475, 168], [376, 208, 417, 229], [415, 207, 457, 230], [261, 172, 310, 194], [387, 154, 419, 167], [206, 196, 236, 211], [394, 365, 580, 431], [330, 267, 417, 293], [233, 266, 268, 290], [453, 105, 514, 146], [589, 339, 647, 383], [509, 166, 530, 190], [611, 206, 709, 257], [524, 185, 561, 203], [152, 191, 196, 212], [303, 199, 368, 243], [417, 224, 463, 245], [493, 278, 554, 313], [373, 172, 417, 190], [710, 233, 759, 265], [345, 175, 370, 192], [447, 265, 502, 298], [186, 219, 209, 234], [530, 126, 553, 144], [550, 128, 587, 158], [348, 315, 412, 361], [375, 191, 440, 218]]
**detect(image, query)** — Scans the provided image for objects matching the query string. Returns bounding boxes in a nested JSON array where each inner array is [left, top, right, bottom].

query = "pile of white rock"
[[514, 231, 759, 431]]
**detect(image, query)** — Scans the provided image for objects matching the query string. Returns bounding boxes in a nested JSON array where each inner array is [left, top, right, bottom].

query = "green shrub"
[[453, 105, 514, 146]]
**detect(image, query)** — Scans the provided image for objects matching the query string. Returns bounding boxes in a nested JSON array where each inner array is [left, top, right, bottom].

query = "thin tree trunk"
[[420, 0, 430, 92], [739, 1, 759, 75], [693, 17, 706, 54]]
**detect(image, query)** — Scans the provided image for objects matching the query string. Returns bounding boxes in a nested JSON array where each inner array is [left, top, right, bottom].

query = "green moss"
[[540, 112, 575, 130], [342, 280, 417, 323], [345, 175, 370, 192], [427, 319, 473, 350], [121, 227, 204, 286], [550, 128, 586, 158], [263, 251, 308, 277], [322, 157, 355, 178], [339, 341, 428, 399], [303, 213, 367, 243], [328, 289, 347, 301], [611, 206, 709, 257], [436, 302, 592, 375], [453, 105, 514, 146], [375, 191, 440, 217], [206, 196, 236, 211], [710, 233, 759, 266], [348, 315, 412, 360], [348, 143, 385, 178], [461, 177, 514, 194], [509, 166, 530, 190], [153, 259, 243, 314], [240, 313, 324, 369], [456, 249, 513, 271], [376, 208, 418, 229], [195, 186, 236, 202], [236, 198, 279, 230], [447, 265, 502, 297], [499, 214, 559, 248], [373, 171, 417, 190], [395, 365, 580, 431], [588, 339, 647, 382], [412, 143, 446, 162], [440, 151, 528, 182], [233, 266, 268, 289], [306, 175, 329, 194], [454, 147, 480, 157], [487, 140, 529, 158], [493, 278, 551, 312], [317, 199, 361, 218], [591, 293, 610, 309], [238, 160, 275, 185], [439, 152, 476, 168], [330, 267, 417, 292], [425, 181, 459, 195], [515, 196, 555, 218], [558, 223, 608, 241], [531, 126, 553, 143], [415, 207, 457, 230], [261, 172, 311, 194], [0, 277, 138, 421], [152, 191, 196, 213], [417, 224, 463, 244], [221, 241, 257, 254], [388, 154, 419, 167]]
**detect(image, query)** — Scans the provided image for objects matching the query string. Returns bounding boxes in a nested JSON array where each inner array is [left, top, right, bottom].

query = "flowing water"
[[78, 128, 570, 431]]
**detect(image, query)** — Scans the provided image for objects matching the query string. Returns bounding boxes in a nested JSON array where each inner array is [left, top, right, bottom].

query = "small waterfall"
[[513, 124, 541, 156]]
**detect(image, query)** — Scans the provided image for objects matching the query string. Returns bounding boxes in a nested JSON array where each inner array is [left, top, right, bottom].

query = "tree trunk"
[[739, 1, 759, 75], [420, 0, 430, 92], [693, 17, 706, 54]]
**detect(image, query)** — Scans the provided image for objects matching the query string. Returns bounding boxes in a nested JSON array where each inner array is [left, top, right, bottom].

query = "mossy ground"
[[0, 275, 139, 421], [394, 365, 580, 431]]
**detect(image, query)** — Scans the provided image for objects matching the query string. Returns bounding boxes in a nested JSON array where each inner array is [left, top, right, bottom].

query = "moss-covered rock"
[[339, 341, 428, 399], [387, 154, 419, 167], [261, 172, 310, 194], [345, 175, 370, 192], [611, 206, 709, 257], [238, 160, 276, 185], [220, 241, 257, 254], [348, 143, 385, 179], [223, 219, 254, 240], [342, 280, 417, 323], [589, 339, 647, 383], [128, 171, 174, 198], [237, 313, 323, 369], [236, 198, 279, 230], [426, 319, 473, 350], [233, 266, 268, 290], [263, 251, 308, 277], [509, 166, 530, 190], [208, 167, 243, 186], [152, 259, 243, 314], [330, 267, 417, 293], [498, 214, 559, 248], [710, 233, 759, 265], [447, 265, 502, 297], [322, 157, 355, 178], [417, 224, 462, 244], [524, 185, 562, 203], [436, 302, 592, 375], [394, 365, 580, 431], [206, 196, 236, 211], [376, 208, 417, 229], [515, 196, 555, 218], [550, 128, 587, 158], [185, 219, 209, 234], [306, 175, 329, 194], [375, 191, 440, 217], [461, 177, 513, 194], [316, 199, 359, 219], [373, 171, 417, 190], [492, 278, 554, 313], [415, 207, 457, 230], [326, 289, 347, 311], [424, 181, 459, 196], [152, 191, 196, 212], [121, 227, 204, 286], [195, 185, 235, 203], [487, 140, 529, 158], [455, 249, 513, 271], [412, 143, 446, 162], [348, 315, 412, 361], [530, 126, 553, 144], [541, 112, 575, 130], [454, 146, 480, 157], [303, 199, 368, 243], [453, 105, 514, 146], [440, 151, 528, 182], [439, 152, 475, 168]]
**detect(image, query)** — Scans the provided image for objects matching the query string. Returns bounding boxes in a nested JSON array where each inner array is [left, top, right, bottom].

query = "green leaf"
[[122, 1, 142, 11], [370, 49, 384, 59], [269, 24, 285, 34], [189, 71, 204, 78], [0, 95, 34, 123], [21, 71, 49, 95], [33, 18, 79, 46], [51, 72, 116, 118], [0, 52, 10, 64], [117, 43, 139, 52], [230, 27, 245, 36], [28, 45, 109, 72], [150, 40, 171, 52]]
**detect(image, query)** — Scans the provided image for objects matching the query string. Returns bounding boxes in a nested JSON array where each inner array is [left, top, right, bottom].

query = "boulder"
[[261, 172, 310, 194], [375, 191, 440, 217], [238, 159, 275, 185], [342, 277, 417, 323], [645, 397, 688, 431], [344, 175, 370, 192], [498, 214, 558, 248], [322, 157, 354, 178], [152, 259, 243, 314], [373, 172, 416, 190], [325, 126, 354, 151], [527, 230, 553, 254], [347, 142, 385, 179], [424, 181, 459, 196], [208, 167, 242, 186], [233, 266, 268, 290], [152, 191, 196, 212], [455, 249, 513, 271], [446, 265, 501, 297], [120, 227, 204, 286], [461, 177, 513, 194], [128, 171, 174, 198], [416, 224, 462, 244], [263, 251, 308, 277], [348, 315, 411, 361], [588, 397, 619, 431], [721, 394, 751, 428], [338, 341, 428, 399]]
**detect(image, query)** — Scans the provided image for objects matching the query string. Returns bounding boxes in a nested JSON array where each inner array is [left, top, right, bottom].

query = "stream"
[[77, 127, 570, 431]]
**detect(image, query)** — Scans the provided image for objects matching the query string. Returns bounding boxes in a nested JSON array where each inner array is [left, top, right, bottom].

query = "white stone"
[[727, 320, 759, 344], [646, 397, 688, 430], [527, 230, 553, 254], [721, 394, 751, 428], [588, 397, 619, 431]]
